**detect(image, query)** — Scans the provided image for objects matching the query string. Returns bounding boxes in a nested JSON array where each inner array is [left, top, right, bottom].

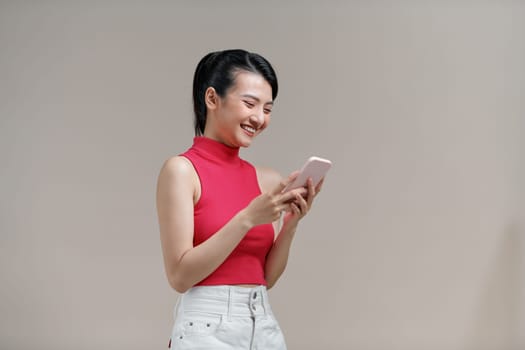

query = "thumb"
[[274, 171, 300, 194]]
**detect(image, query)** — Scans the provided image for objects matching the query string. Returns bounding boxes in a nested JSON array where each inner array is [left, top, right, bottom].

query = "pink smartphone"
[[283, 156, 332, 191]]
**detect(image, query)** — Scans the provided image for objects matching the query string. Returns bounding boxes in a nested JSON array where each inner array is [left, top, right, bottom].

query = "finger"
[[273, 171, 300, 195], [277, 202, 291, 214], [279, 187, 306, 204], [301, 178, 315, 206], [315, 178, 325, 193], [295, 192, 308, 212], [290, 202, 300, 215], [307, 178, 316, 202], [296, 186, 308, 199]]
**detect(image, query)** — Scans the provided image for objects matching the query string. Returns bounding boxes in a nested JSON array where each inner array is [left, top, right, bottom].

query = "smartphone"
[[283, 156, 332, 192]]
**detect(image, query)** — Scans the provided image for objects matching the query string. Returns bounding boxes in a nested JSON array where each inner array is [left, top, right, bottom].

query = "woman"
[[157, 49, 324, 349]]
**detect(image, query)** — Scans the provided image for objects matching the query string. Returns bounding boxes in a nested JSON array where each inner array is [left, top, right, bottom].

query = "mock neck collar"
[[191, 136, 240, 163]]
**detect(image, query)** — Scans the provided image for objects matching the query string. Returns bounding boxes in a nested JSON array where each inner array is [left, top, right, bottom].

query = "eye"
[[264, 108, 272, 114], [243, 100, 255, 108]]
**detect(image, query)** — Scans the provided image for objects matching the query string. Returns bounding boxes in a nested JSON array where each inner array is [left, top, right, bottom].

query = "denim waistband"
[[176, 285, 273, 320]]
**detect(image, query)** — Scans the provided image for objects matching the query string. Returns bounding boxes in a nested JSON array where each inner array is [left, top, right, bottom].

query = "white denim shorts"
[[169, 285, 287, 350]]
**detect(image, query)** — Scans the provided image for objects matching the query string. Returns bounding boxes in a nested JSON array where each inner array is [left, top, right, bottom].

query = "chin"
[[237, 133, 255, 147], [239, 139, 253, 148]]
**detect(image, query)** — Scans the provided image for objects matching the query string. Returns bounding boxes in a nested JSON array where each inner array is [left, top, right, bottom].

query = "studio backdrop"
[[1, 1, 524, 349]]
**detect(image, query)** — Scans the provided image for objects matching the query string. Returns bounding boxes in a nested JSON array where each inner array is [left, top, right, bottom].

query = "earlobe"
[[205, 87, 218, 110]]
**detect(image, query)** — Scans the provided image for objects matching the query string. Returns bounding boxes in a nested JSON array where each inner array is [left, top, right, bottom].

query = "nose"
[[250, 109, 265, 127]]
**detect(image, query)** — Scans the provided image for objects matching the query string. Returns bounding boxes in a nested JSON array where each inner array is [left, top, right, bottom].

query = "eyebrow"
[[241, 94, 274, 106]]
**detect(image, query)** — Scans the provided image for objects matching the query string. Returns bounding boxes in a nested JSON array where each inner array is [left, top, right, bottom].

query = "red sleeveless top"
[[180, 137, 275, 286]]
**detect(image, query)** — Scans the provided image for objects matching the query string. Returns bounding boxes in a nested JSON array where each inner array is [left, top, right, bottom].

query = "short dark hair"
[[192, 49, 278, 136]]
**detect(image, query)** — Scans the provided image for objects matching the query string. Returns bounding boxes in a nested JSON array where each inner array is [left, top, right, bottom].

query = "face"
[[204, 70, 274, 148]]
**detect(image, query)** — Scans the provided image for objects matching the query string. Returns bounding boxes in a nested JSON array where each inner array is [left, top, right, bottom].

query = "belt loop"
[[227, 286, 232, 322], [260, 286, 268, 316]]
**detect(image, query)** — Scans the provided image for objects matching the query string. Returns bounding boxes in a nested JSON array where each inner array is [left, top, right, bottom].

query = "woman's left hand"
[[284, 177, 324, 224]]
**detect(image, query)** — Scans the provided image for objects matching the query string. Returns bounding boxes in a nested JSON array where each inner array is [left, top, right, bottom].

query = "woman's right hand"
[[243, 172, 307, 226]]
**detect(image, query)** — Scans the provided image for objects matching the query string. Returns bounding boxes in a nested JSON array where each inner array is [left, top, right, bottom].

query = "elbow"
[[265, 276, 277, 290], [168, 273, 192, 294], [166, 254, 195, 293]]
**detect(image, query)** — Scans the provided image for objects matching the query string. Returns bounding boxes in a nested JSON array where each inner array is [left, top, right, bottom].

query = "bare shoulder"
[[157, 155, 199, 199], [159, 155, 195, 178], [255, 166, 283, 193]]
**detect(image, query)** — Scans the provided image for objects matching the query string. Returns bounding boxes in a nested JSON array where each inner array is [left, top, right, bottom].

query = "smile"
[[241, 125, 256, 134]]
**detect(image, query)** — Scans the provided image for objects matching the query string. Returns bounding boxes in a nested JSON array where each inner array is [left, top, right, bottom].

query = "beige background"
[[1, 1, 524, 349]]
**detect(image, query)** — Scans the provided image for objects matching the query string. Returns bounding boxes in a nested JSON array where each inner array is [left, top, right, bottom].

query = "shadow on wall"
[[466, 222, 524, 350]]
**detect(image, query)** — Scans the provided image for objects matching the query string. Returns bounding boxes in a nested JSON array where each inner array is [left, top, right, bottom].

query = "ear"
[[204, 87, 219, 111]]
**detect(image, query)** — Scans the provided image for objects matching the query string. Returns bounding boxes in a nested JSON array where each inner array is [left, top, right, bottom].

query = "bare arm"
[[157, 157, 302, 293]]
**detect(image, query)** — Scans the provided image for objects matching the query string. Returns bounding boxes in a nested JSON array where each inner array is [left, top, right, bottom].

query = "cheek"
[[262, 115, 271, 129]]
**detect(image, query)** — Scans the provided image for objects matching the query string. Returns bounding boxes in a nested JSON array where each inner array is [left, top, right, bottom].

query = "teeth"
[[242, 125, 256, 133]]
